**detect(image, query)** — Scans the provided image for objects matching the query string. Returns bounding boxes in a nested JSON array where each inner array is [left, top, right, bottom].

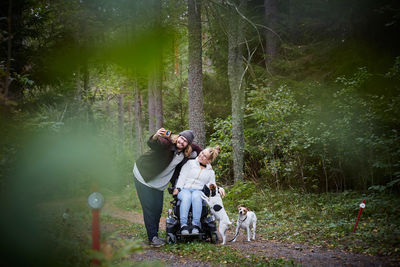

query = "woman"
[[173, 146, 222, 234], [133, 128, 201, 247]]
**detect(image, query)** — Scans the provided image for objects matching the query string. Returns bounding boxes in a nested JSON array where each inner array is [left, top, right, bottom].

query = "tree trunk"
[[154, 70, 163, 130], [127, 99, 133, 150], [264, 0, 279, 68], [148, 75, 157, 134], [82, 62, 95, 126], [288, 0, 299, 43], [118, 93, 124, 151], [228, 0, 246, 182], [75, 69, 82, 111], [134, 84, 144, 158], [148, 0, 163, 133], [174, 36, 186, 130], [188, 0, 205, 148], [3, 0, 12, 98]]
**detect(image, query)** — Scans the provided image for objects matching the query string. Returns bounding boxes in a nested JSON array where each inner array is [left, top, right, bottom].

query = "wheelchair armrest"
[[167, 187, 174, 194], [168, 187, 178, 201]]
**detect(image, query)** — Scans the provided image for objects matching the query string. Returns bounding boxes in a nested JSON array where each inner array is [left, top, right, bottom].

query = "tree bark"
[[75, 69, 82, 110], [127, 99, 133, 150], [148, 0, 163, 134], [3, 0, 12, 98], [154, 70, 163, 130], [174, 36, 186, 130], [188, 0, 205, 148], [148, 75, 156, 134], [118, 93, 124, 151], [82, 61, 95, 126], [264, 0, 279, 68], [228, 0, 246, 182], [134, 84, 144, 158]]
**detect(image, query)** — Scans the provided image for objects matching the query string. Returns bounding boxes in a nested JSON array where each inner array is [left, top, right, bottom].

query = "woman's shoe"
[[191, 225, 201, 234], [181, 224, 189, 235]]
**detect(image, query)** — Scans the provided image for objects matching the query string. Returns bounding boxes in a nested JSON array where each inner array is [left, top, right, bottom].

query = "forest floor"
[[100, 197, 399, 267]]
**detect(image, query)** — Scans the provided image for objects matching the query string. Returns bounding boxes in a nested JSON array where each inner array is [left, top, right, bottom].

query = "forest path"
[[102, 198, 398, 267]]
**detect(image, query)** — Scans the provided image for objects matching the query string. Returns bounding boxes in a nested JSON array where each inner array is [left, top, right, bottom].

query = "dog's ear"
[[202, 184, 210, 197], [246, 208, 250, 212], [237, 205, 242, 210]]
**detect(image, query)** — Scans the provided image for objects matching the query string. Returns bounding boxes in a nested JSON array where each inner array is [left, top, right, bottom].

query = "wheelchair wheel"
[[210, 232, 219, 244], [167, 233, 177, 244]]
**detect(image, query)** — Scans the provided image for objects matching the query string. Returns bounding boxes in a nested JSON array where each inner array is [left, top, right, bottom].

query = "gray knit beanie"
[[179, 130, 195, 144]]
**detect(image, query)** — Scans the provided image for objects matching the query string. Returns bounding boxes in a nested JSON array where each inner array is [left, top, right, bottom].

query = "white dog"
[[231, 205, 257, 242], [201, 184, 232, 245]]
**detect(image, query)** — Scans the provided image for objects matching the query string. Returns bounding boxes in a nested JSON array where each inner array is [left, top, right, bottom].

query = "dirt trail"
[[102, 199, 210, 266], [102, 200, 399, 267], [102, 197, 166, 228]]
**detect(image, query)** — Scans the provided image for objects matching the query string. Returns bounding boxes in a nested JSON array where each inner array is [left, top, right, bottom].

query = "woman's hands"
[[173, 187, 224, 197], [218, 187, 226, 198]]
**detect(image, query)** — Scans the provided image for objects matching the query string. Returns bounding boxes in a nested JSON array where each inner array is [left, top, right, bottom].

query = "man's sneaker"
[[150, 236, 165, 247], [181, 224, 189, 235]]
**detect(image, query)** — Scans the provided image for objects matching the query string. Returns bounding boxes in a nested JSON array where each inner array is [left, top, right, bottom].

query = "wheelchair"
[[165, 187, 219, 244]]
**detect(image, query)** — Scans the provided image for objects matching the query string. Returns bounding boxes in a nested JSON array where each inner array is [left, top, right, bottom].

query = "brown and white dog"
[[201, 184, 232, 245], [231, 205, 257, 242]]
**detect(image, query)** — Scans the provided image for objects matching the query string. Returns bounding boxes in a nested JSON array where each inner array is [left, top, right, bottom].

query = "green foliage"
[[210, 59, 400, 192], [223, 182, 400, 258], [208, 117, 233, 183], [0, 199, 92, 266], [223, 181, 259, 210]]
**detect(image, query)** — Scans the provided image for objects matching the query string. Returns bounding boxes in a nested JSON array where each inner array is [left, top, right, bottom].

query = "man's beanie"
[[179, 130, 195, 144]]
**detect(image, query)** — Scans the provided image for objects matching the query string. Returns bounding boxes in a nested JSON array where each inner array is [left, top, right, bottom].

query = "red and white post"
[[353, 199, 366, 233], [88, 191, 105, 266]]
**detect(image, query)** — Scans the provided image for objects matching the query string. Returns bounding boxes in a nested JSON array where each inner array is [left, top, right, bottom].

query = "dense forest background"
[[1, 0, 400, 266], [1, 0, 400, 199]]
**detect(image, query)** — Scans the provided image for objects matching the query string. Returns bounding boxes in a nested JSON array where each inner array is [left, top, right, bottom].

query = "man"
[[133, 128, 201, 247]]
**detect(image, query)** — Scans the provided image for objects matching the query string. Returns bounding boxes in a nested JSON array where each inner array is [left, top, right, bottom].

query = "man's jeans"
[[178, 188, 203, 227]]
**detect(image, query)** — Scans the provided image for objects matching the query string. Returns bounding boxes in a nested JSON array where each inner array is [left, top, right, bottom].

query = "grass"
[[161, 241, 296, 266], [113, 184, 177, 215], [22, 196, 153, 267], [222, 182, 400, 259], [115, 181, 400, 260], [101, 214, 295, 266]]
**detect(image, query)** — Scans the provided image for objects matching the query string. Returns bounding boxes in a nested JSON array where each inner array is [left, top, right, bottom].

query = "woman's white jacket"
[[175, 158, 215, 190]]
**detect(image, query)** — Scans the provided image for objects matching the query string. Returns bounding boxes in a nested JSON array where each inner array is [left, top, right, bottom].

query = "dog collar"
[[239, 216, 247, 223]]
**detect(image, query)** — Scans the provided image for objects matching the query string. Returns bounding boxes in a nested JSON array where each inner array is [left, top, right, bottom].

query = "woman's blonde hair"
[[170, 134, 193, 158], [205, 145, 221, 163]]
